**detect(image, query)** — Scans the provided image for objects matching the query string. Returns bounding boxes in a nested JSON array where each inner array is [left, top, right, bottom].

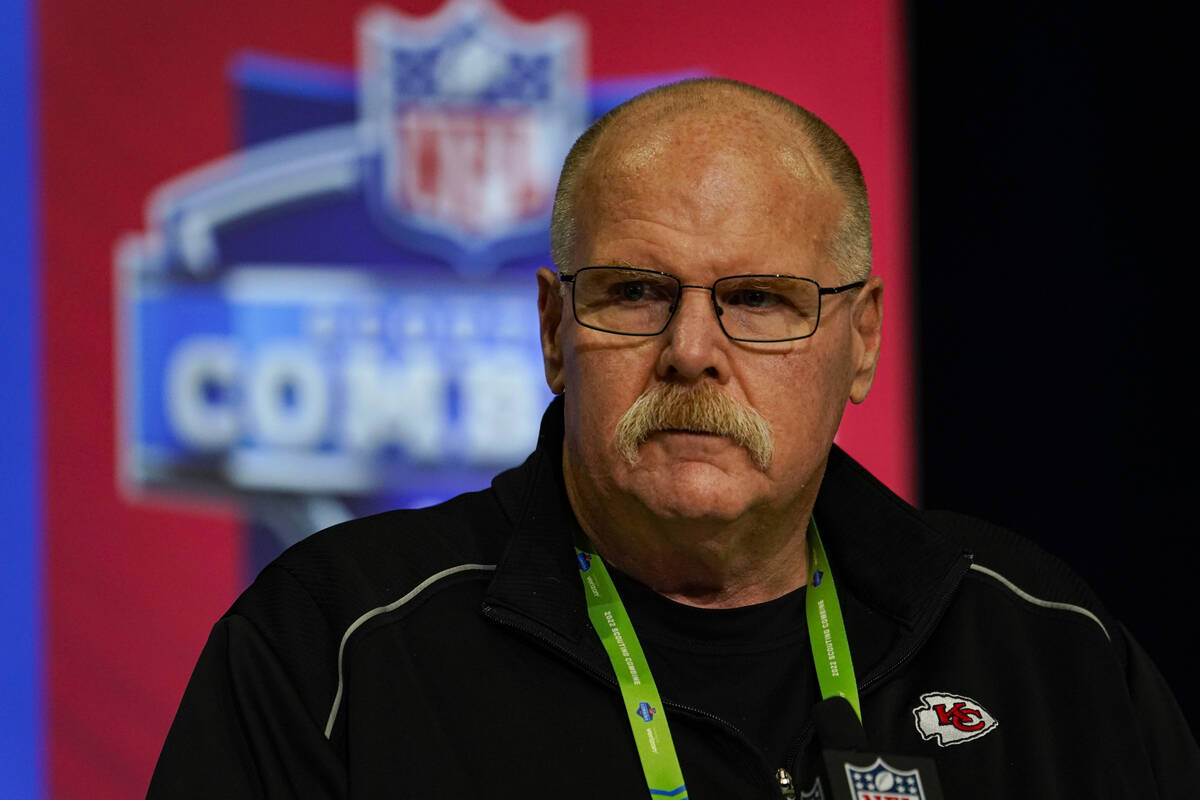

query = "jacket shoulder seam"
[[969, 563, 1110, 641], [323, 562, 497, 739]]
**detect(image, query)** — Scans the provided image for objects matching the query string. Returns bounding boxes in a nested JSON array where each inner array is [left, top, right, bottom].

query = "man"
[[149, 79, 1198, 798]]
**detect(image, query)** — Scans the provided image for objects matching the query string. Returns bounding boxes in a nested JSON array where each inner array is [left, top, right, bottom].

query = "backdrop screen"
[[38, 1, 911, 796]]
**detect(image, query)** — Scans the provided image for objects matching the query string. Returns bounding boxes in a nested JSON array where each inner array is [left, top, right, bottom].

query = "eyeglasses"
[[558, 266, 864, 343]]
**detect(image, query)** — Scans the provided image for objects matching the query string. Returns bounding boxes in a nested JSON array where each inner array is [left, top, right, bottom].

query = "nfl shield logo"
[[844, 757, 925, 800], [359, 0, 587, 273]]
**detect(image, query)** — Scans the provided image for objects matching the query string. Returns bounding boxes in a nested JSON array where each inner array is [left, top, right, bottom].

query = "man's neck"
[[563, 451, 818, 609]]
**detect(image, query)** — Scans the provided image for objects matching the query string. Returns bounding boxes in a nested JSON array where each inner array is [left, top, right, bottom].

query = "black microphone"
[[800, 697, 945, 800]]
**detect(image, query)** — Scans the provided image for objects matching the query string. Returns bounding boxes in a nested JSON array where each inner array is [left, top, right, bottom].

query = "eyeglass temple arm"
[[818, 280, 866, 296]]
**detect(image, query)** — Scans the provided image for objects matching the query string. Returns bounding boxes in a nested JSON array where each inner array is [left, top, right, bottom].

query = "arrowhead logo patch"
[[912, 692, 998, 747]]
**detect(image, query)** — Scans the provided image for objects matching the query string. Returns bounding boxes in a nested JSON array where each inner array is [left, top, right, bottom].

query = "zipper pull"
[[775, 767, 797, 798]]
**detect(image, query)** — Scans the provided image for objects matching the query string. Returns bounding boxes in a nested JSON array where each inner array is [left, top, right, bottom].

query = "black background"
[[910, 4, 1194, 730]]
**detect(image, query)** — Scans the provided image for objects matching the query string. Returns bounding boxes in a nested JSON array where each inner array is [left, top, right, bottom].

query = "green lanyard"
[[574, 517, 860, 798], [575, 546, 689, 798], [803, 517, 861, 721]]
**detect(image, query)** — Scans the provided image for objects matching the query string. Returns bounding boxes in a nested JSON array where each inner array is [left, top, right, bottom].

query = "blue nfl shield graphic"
[[115, 0, 686, 562], [844, 758, 925, 800], [359, 0, 586, 273]]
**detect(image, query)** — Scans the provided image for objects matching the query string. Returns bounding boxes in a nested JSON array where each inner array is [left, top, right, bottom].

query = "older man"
[[150, 79, 1198, 799]]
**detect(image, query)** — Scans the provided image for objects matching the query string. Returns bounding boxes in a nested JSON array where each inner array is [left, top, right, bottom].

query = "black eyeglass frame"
[[558, 266, 866, 343]]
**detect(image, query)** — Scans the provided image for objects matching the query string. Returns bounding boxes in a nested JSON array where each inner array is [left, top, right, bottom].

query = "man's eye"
[[725, 289, 781, 309], [610, 281, 660, 302]]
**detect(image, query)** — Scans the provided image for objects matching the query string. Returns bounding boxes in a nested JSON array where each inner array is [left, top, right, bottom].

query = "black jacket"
[[150, 398, 1199, 798]]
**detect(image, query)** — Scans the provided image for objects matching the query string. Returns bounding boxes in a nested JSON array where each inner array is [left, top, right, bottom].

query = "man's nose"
[[656, 286, 730, 382]]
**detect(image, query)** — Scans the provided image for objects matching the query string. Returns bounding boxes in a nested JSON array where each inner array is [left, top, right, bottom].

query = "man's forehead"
[[584, 99, 833, 197]]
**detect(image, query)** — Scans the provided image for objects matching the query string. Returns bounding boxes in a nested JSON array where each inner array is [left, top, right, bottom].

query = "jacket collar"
[[486, 395, 594, 643], [815, 447, 968, 630], [485, 397, 971, 670]]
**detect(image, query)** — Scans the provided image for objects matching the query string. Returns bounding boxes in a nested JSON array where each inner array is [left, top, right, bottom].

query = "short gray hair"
[[549, 78, 871, 283]]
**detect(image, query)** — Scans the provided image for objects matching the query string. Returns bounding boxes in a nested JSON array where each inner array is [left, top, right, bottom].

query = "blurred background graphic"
[[2, 1, 1191, 797]]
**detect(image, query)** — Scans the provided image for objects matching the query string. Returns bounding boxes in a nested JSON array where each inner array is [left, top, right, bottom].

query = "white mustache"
[[612, 383, 774, 470]]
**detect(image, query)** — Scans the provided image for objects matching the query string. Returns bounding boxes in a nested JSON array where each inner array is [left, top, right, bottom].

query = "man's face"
[[538, 110, 882, 526]]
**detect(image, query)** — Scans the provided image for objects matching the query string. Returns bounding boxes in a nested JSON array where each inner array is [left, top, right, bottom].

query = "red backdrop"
[[40, 2, 910, 796]]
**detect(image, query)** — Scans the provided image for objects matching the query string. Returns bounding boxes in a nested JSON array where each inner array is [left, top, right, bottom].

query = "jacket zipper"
[[775, 767, 797, 798], [482, 602, 788, 797]]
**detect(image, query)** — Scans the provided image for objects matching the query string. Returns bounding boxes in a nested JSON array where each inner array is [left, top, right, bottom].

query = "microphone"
[[801, 697, 945, 800]]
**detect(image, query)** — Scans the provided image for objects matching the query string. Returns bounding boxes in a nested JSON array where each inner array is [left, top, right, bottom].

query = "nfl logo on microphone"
[[845, 757, 925, 800]]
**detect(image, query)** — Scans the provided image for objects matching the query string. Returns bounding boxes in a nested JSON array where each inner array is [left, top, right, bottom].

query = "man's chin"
[[623, 464, 765, 523]]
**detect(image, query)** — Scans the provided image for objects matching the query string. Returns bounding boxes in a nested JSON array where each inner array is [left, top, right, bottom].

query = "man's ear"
[[848, 275, 883, 404], [537, 267, 567, 394]]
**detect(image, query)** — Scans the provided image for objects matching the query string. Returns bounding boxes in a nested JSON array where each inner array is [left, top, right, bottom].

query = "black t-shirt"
[[609, 568, 819, 771]]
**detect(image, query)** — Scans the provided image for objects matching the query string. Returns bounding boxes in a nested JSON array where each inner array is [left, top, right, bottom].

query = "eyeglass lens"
[[572, 268, 822, 341]]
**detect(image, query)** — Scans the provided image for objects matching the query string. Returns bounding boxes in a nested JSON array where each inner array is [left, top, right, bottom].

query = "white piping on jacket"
[[969, 563, 1110, 641], [323, 561, 1111, 738], [324, 563, 498, 739]]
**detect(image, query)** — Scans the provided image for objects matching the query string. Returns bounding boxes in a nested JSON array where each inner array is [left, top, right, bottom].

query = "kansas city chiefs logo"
[[912, 692, 998, 747]]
